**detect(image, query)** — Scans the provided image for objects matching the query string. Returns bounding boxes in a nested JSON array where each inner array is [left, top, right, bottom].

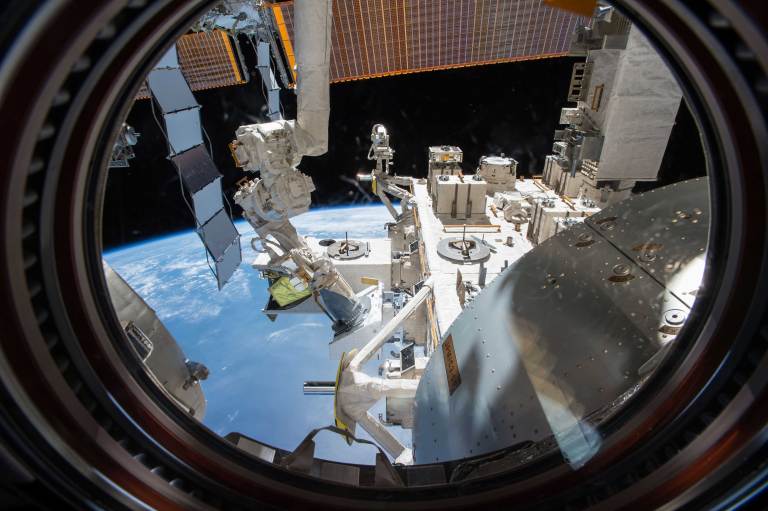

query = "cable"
[[202, 125, 214, 160], [223, 190, 235, 219], [149, 93, 204, 228], [148, 91, 176, 155], [150, 91, 197, 226], [202, 241, 216, 283], [149, 86, 218, 282]]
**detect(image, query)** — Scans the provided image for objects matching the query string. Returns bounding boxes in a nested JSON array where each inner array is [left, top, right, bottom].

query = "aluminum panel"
[[156, 46, 179, 69], [105, 263, 207, 418], [225, 433, 277, 463], [316, 461, 360, 485], [413, 271, 552, 464], [585, 177, 709, 308], [198, 208, 239, 261], [415, 182, 701, 466], [191, 179, 223, 227], [214, 236, 242, 290], [171, 144, 220, 193], [164, 109, 202, 155], [147, 68, 198, 114], [257, 40, 282, 120]]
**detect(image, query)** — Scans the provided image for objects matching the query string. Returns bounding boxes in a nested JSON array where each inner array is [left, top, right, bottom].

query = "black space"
[[103, 50, 705, 249]]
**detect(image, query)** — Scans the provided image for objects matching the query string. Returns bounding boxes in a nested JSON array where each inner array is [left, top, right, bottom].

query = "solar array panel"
[[274, 0, 585, 83], [137, 30, 245, 99], [147, 46, 242, 290]]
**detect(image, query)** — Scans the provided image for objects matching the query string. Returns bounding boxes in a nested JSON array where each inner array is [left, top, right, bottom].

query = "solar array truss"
[[272, 0, 587, 83], [136, 30, 245, 99], [146, 46, 242, 290]]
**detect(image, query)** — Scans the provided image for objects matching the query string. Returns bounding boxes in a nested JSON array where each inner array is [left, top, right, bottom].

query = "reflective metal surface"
[[414, 178, 708, 466]]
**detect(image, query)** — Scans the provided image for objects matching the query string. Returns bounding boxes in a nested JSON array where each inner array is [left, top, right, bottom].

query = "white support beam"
[[350, 276, 435, 370], [359, 411, 413, 465]]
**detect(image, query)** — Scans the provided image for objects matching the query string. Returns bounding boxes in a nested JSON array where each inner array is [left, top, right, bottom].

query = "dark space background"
[[103, 49, 705, 249]]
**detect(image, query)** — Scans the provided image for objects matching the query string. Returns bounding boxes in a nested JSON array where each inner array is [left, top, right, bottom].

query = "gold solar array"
[[136, 30, 245, 100], [273, 0, 586, 83]]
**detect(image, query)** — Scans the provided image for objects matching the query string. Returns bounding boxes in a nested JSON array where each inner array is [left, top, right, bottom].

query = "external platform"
[[412, 180, 535, 333]]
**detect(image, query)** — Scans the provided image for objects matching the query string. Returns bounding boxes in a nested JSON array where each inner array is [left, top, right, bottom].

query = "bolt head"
[[612, 263, 631, 276]]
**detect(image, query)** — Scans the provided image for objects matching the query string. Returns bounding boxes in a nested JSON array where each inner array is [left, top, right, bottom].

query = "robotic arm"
[[366, 124, 414, 220], [227, 0, 366, 333], [231, 120, 366, 333]]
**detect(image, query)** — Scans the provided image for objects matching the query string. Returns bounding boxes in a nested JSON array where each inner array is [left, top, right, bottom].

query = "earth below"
[[105, 204, 410, 464]]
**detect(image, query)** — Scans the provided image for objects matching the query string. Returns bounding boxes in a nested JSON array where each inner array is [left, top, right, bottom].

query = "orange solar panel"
[[273, 0, 586, 83], [136, 30, 245, 100]]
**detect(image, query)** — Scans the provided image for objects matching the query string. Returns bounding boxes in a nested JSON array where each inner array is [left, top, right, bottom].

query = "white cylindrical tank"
[[478, 155, 517, 193]]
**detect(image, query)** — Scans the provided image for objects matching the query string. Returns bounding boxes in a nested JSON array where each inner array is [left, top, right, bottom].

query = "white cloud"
[[105, 204, 400, 464], [266, 322, 325, 344]]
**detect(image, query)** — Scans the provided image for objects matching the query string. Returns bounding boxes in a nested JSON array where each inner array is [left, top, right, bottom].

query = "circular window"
[[0, 1, 766, 509]]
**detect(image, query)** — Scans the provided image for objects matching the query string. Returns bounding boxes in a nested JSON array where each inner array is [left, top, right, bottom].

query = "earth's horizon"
[[104, 203, 410, 464]]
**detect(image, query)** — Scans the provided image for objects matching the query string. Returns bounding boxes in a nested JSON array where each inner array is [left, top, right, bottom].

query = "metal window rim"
[[0, 0, 765, 509]]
